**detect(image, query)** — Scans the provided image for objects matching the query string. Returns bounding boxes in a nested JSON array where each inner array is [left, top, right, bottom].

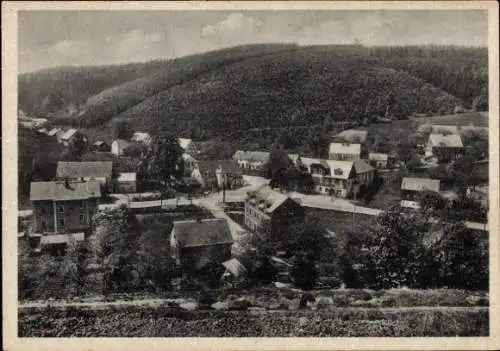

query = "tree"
[[91, 206, 141, 292], [266, 148, 297, 191], [290, 253, 318, 290], [419, 190, 447, 217], [451, 154, 477, 196], [148, 136, 185, 188], [431, 222, 488, 290], [355, 207, 430, 289], [114, 120, 134, 140], [137, 229, 176, 291]]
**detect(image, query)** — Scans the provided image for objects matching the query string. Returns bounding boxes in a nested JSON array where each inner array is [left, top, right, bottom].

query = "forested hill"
[[18, 44, 487, 139]]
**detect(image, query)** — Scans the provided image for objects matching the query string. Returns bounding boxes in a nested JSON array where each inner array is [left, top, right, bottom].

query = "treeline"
[[367, 46, 488, 109]]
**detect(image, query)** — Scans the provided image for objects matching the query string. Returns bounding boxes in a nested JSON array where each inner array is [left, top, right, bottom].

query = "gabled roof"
[[179, 138, 193, 150], [30, 180, 101, 201], [401, 177, 440, 192], [247, 185, 298, 213], [172, 218, 233, 248], [222, 258, 247, 277], [329, 142, 361, 155], [60, 129, 78, 141], [353, 159, 374, 174], [325, 160, 355, 179], [368, 153, 389, 161], [428, 133, 463, 148], [233, 150, 270, 162], [56, 162, 113, 179], [334, 129, 368, 143]]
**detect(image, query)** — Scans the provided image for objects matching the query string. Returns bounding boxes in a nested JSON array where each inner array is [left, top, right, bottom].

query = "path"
[[18, 298, 488, 312]]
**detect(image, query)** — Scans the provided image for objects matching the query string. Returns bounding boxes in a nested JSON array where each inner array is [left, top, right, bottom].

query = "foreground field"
[[18, 288, 489, 337], [19, 306, 488, 337]]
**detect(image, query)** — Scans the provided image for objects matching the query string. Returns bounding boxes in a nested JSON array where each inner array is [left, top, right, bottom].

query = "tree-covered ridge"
[[18, 44, 487, 140]]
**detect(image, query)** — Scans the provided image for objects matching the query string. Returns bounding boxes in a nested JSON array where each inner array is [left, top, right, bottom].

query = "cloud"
[[201, 13, 262, 38]]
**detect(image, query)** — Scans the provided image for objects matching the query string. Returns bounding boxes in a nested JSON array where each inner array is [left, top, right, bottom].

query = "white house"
[[232, 150, 270, 169], [425, 133, 464, 159], [111, 139, 132, 156], [117, 172, 137, 193]]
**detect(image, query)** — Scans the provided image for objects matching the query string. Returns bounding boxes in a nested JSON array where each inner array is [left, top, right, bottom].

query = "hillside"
[[18, 44, 486, 141]]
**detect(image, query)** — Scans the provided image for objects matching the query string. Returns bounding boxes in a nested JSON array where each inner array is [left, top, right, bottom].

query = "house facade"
[[117, 172, 137, 193], [233, 150, 270, 170], [191, 160, 244, 190], [425, 133, 464, 162], [170, 218, 233, 272], [328, 143, 362, 161], [400, 177, 440, 209], [244, 185, 304, 241], [368, 153, 390, 169], [295, 157, 375, 198], [30, 179, 101, 234]]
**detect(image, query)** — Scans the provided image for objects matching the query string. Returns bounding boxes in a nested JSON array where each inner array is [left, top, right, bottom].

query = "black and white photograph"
[[2, 1, 499, 349]]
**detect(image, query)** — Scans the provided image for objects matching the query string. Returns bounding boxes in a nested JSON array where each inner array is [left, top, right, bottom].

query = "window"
[[80, 201, 86, 210], [41, 207, 46, 214], [59, 218, 65, 227], [58, 205, 64, 214], [80, 214, 86, 224]]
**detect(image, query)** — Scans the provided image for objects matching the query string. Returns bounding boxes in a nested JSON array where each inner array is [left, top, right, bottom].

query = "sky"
[[18, 10, 488, 73]]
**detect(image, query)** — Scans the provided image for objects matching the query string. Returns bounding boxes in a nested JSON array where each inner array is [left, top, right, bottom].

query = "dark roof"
[[172, 218, 233, 248], [56, 162, 113, 179], [196, 160, 243, 178], [30, 180, 101, 201], [353, 159, 374, 174]]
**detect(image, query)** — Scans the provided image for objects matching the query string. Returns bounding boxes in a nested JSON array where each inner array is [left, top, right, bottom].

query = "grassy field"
[[305, 208, 375, 236]]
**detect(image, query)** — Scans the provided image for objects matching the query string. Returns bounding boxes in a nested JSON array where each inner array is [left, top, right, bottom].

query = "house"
[[30, 179, 101, 235], [56, 161, 113, 185], [92, 140, 111, 152], [328, 143, 361, 161], [425, 133, 464, 161], [233, 150, 270, 170], [117, 172, 137, 193], [179, 138, 198, 155], [400, 177, 440, 209], [58, 129, 87, 146], [111, 139, 132, 156], [368, 153, 391, 169], [191, 160, 244, 190], [170, 218, 233, 271], [131, 132, 152, 145], [221, 258, 248, 286], [333, 129, 368, 144], [182, 153, 198, 173], [296, 157, 375, 197], [244, 185, 304, 241]]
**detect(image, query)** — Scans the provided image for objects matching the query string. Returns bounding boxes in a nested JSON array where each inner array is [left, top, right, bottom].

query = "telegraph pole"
[[352, 179, 359, 234]]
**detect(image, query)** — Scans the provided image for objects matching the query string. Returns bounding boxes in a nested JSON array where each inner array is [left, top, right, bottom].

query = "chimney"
[[65, 178, 70, 189]]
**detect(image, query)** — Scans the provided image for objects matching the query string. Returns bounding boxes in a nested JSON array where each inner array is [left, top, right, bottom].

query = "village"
[[18, 107, 490, 302]]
